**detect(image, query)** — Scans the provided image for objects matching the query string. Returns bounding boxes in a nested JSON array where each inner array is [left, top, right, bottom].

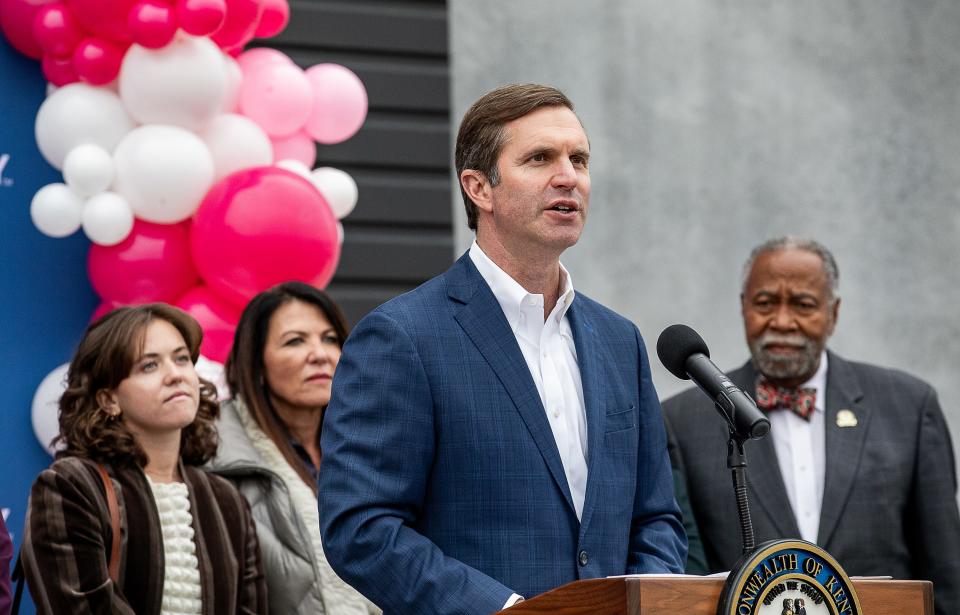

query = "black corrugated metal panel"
[[263, 0, 453, 326]]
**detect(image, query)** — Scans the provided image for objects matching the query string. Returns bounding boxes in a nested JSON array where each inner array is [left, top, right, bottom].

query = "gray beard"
[[749, 333, 822, 381]]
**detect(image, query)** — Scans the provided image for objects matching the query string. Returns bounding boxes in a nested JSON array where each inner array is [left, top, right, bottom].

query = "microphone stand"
[[725, 425, 755, 554]]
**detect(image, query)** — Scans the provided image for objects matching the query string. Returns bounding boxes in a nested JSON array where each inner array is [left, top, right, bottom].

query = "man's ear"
[[827, 297, 841, 336], [96, 389, 121, 418], [460, 169, 494, 214]]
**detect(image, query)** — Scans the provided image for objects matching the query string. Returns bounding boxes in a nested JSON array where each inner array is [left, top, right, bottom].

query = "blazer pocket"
[[604, 405, 636, 434]]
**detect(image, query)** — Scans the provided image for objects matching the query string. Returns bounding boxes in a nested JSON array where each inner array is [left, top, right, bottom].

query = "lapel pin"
[[836, 409, 858, 428]]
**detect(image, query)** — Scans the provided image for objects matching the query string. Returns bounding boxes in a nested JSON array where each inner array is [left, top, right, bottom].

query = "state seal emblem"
[[718, 540, 861, 615]]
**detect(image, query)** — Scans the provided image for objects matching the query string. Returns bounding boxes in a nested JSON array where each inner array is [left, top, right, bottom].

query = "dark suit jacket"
[[663, 352, 960, 615], [22, 456, 266, 615], [319, 253, 686, 615]]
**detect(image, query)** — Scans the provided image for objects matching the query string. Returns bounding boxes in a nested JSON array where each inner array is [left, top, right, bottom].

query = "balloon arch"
[[0, 0, 368, 453]]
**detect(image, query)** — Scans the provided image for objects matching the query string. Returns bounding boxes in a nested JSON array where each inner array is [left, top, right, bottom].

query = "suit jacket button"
[[578, 550, 588, 566]]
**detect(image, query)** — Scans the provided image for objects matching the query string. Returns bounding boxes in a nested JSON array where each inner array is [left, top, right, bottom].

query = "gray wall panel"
[[450, 0, 960, 476]]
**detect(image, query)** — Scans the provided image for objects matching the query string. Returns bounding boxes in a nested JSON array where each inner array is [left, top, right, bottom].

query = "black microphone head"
[[657, 324, 711, 380]]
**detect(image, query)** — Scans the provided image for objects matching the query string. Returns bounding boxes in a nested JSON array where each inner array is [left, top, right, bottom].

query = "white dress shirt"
[[469, 241, 589, 521], [766, 351, 828, 543]]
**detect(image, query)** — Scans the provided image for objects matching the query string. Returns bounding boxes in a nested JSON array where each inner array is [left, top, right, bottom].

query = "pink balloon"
[[252, 0, 285, 38], [191, 166, 339, 306], [41, 52, 79, 85], [64, 0, 137, 42], [304, 64, 368, 144], [88, 219, 199, 303], [175, 285, 241, 362], [91, 299, 124, 322], [175, 0, 225, 37], [33, 3, 84, 56], [270, 130, 315, 167], [210, 0, 261, 53], [0, 0, 57, 58], [127, 0, 176, 49], [239, 61, 312, 137], [235, 45, 289, 74], [73, 37, 126, 84]]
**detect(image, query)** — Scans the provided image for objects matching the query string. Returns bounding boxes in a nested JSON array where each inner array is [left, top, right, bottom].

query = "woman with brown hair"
[[207, 281, 375, 615], [22, 304, 266, 615]]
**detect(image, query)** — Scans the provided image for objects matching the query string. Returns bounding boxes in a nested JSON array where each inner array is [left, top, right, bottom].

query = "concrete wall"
[[450, 1, 960, 473]]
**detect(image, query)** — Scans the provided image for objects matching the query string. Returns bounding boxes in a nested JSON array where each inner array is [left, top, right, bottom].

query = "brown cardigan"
[[22, 456, 267, 615]]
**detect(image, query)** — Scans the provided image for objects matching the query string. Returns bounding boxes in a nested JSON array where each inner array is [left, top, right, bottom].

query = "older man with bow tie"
[[663, 236, 960, 615]]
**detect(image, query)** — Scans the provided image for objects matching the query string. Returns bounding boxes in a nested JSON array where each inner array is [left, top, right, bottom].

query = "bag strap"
[[11, 552, 24, 614], [96, 463, 121, 583]]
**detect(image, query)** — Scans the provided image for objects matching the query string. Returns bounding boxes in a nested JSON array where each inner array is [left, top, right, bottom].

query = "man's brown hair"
[[55, 303, 220, 467], [455, 83, 575, 230]]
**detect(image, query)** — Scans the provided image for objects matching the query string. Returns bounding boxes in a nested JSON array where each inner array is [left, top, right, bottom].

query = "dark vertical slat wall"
[[265, 0, 453, 326]]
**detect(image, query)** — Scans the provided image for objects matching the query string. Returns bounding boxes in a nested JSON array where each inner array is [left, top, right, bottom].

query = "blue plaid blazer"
[[319, 254, 685, 614]]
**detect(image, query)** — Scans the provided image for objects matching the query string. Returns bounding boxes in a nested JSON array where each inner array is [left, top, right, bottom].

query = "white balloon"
[[35, 83, 135, 170], [32, 363, 70, 456], [337, 221, 344, 245], [275, 158, 312, 180], [63, 144, 115, 197], [200, 114, 273, 181], [82, 192, 135, 246], [114, 124, 215, 223], [221, 55, 242, 113], [311, 166, 358, 219], [119, 35, 227, 132], [30, 183, 83, 238]]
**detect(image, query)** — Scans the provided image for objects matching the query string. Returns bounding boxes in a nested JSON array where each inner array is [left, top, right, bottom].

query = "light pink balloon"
[[210, 0, 262, 53], [304, 63, 368, 144], [41, 52, 79, 85], [235, 45, 290, 74], [73, 37, 126, 85], [64, 0, 138, 43], [239, 61, 313, 137], [175, 285, 242, 362], [87, 219, 199, 303], [33, 3, 85, 57], [127, 0, 176, 49], [253, 0, 286, 38], [175, 0, 225, 36], [0, 0, 57, 59], [270, 130, 315, 167], [191, 166, 339, 307]]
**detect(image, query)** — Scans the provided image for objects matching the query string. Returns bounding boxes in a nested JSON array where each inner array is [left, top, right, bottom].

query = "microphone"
[[657, 324, 770, 440]]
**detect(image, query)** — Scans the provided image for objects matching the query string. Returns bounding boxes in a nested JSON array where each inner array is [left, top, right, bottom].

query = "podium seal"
[[718, 539, 862, 615]]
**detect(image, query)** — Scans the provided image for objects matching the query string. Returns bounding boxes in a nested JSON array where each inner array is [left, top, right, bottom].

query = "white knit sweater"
[[145, 477, 203, 615]]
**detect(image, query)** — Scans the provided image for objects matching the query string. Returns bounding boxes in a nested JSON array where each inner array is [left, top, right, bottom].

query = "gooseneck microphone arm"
[[657, 324, 768, 556]]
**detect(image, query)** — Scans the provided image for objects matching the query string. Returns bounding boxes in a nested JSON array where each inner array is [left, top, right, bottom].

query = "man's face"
[[482, 106, 590, 256], [741, 248, 839, 387]]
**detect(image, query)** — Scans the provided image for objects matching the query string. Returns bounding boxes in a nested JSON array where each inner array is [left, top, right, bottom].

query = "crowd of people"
[[0, 83, 958, 615]]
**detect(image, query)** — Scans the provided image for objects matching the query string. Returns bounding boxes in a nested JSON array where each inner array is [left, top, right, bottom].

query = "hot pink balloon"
[[252, 0, 285, 38], [128, 0, 176, 49], [210, 0, 262, 53], [91, 299, 124, 322], [191, 166, 339, 306], [73, 37, 126, 85], [304, 63, 368, 144], [64, 0, 137, 42], [175, 0, 224, 36], [239, 61, 312, 137], [88, 219, 199, 304], [41, 52, 78, 85], [235, 45, 289, 74], [270, 130, 315, 167], [0, 0, 57, 58], [175, 285, 241, 362], [33, 3, 84, 56]]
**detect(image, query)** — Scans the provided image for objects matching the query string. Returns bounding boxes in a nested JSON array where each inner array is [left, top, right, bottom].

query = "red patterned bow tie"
[[755, 377, 817, 420]]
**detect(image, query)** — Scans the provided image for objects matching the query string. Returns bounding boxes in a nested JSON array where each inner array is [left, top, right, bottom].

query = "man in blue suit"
[[318, 83, 686, 614]]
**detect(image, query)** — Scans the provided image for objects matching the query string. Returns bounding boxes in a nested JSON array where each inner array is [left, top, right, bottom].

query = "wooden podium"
[[494, 576, 933, 614]]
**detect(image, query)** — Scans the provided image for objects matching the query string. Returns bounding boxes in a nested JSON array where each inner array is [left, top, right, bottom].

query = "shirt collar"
[[469, 240, 576, 330], [798, 351, 828, 414]]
